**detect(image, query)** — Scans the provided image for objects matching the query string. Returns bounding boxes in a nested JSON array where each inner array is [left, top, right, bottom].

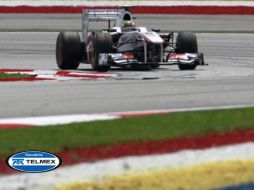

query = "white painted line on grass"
[[0, 114, 120, 126], [0, 104, 253, 128]]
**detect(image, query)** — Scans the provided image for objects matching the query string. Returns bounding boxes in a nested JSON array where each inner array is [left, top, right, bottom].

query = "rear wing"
[[82, 9, 133, 41]]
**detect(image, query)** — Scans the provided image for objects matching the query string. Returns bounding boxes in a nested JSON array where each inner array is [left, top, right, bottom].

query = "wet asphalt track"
[[0, 14, 254, 118]]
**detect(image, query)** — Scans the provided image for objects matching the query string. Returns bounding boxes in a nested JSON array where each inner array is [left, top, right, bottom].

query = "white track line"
[[1, 142, 254, 190], [109, 104, 254, 116], [0, 114, 120, 126], [0, 104, 253, 127]]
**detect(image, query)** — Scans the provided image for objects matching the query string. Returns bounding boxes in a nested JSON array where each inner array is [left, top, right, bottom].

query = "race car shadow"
[[78, 67, 155, 72]]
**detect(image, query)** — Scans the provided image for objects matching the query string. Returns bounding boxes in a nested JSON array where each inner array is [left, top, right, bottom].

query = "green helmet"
[[123, 20, 135, 28]]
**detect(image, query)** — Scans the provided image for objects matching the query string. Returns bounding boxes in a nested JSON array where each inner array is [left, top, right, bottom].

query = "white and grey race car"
[[56, 8, 205, 72]]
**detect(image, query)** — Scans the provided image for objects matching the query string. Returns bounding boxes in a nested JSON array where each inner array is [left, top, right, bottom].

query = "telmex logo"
[[6, 151, 62, 173]]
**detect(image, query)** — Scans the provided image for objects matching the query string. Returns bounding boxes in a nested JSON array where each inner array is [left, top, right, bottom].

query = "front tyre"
[[176, 32, 198, 70], [56, 32, 82, 70], [91, 32, 113, 72]]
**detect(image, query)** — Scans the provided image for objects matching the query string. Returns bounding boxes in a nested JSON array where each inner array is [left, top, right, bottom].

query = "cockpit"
[[121, 27, 148, 33]]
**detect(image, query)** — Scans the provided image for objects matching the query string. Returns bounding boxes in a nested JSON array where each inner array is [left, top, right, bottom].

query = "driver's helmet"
[[123, 20, 135, 28]]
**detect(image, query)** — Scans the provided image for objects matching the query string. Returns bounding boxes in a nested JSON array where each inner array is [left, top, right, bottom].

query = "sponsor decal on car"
[[170, 53, 198, 60], [110, 53, 123, 60], [122, 53, 134, 59], [6, 150, 62, 173], [98, 54, 109, 65], [143, 32, 164, 43]]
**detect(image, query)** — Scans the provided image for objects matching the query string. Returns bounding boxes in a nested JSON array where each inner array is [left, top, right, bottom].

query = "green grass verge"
[[1, 107, 254, 158], [0, 73, 31, 79]]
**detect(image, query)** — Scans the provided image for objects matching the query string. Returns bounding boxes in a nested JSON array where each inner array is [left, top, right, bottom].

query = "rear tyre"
[[92, 32, 113, 72], [56, 32, 82, 70], [176, 32, 198, 70]]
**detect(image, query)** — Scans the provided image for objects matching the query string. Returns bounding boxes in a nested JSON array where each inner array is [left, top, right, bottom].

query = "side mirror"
[[152, 28, 160, 33]]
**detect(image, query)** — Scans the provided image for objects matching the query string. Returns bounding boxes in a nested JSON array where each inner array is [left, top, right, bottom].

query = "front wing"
[[98, 53, 205, 67]]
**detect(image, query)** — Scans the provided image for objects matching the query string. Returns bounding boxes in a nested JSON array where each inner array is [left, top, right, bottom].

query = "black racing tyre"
[[176, 32, 198, 70], [151, 64, 160, 69], [92, 32, 113, 72], [81, 42, 87, 62], [56, 32, 82, 70]]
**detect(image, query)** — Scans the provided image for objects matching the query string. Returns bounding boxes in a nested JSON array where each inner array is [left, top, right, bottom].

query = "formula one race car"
[[56, 8, 205, 72]]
